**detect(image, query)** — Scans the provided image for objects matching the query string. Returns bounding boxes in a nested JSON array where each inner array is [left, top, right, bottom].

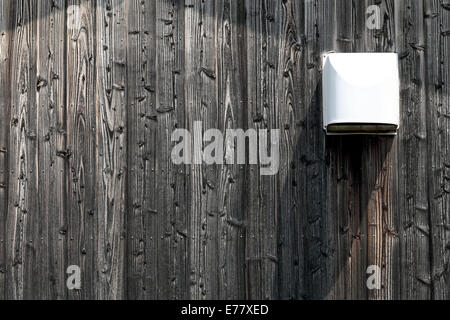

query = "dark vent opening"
[[327, 123, 398, 134]]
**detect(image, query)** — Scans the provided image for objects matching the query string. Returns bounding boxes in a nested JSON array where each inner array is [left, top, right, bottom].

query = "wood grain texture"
[[0, 0, 12, 301], [184, 0, 216, 299], [66, 0, 96, 300], [94, 0, 127, 300], [424, 0, 450, 300], [396, 0, 432, 300], [155, 0, 187, 300], [0, 0, 449, 300], [244, 0, 282, 300], [36, 0, 67, 299], [126, 0, 158, 300], [215, 0, 247, 300], [275, 0, 304, 300], [6, 0, 38, 299]]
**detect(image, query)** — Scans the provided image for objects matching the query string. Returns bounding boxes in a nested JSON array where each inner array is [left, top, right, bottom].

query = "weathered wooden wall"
[[0, 0, 449, 300]]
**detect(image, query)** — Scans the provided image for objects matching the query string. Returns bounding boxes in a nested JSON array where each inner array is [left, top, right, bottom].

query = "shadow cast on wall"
[[280, 79, 395, 299]]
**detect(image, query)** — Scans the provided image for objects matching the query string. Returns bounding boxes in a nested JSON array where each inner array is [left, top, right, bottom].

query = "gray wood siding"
[[0, 0, 448, 300]]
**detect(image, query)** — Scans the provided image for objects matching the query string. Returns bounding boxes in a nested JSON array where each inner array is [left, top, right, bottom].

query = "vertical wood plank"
[[244, 0, 280, 299], [128, 0, 187, 300], [395, 0, 431, 299], [184, 0, 215, 299], [276, 0, 304, 300], [36, 0, 67, 299], [95, 0, 127, 300], [215, 0, 247, 300], [302, 0, 335, 300], [200, 0, 220, 300], [424, 0, 450, 300], [170, 0, 188, 298], [299, 0, 319, 299], [126, 0, 157, 300], [66, 0, 96, 300], [362, 137, 398, 300], [154, 0, 187, 299], [6, 0, 38, 300], [0, 0, 12, 300]]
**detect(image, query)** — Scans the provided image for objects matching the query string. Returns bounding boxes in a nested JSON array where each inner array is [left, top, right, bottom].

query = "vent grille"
[[326, 123, 398, 135]]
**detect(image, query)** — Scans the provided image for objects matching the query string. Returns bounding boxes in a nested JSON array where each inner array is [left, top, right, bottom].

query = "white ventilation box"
[[322, 53, 400, 135]]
